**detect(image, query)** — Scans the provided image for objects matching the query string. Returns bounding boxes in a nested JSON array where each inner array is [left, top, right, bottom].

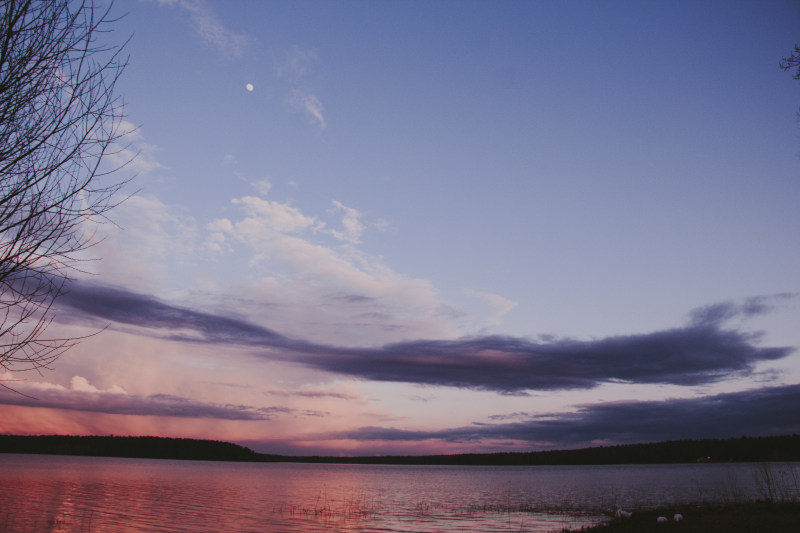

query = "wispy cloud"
[[56, 282, 305, 351], [199, 186, 454, 345], [56, 282, 795, 394], [275, 46, 327, 131], [0, 374, 285, 420], [309, 327, 790, 392], [277, 45, 318, 80], [288, 89, 326, 131], [265, 388, 358, 400], [105, 121, 165, 177], [327, 200, 365, 244], [154, 0, 248, 56], [463, 288, 518, 326], [688, 294, 798, 326], [154, 4, 325, 129], [85, 195, 199, 289], [322, 384, 800, 447]]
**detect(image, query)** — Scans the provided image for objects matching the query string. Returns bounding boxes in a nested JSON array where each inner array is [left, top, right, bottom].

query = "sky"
[[1, 0, 799, 456]]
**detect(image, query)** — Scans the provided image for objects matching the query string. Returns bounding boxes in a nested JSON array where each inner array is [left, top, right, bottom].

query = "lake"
[[0, 454, 794, 532]]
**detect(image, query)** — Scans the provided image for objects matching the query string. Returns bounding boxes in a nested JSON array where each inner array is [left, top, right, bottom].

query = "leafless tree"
[[781, 43, 800, 125], [0, 0, 129, 376], [780, 44, 800, 80]]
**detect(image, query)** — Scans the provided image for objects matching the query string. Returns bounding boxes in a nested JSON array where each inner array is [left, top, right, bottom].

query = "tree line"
[[1, 434, 798, 465], [0, 434, 260, 462]]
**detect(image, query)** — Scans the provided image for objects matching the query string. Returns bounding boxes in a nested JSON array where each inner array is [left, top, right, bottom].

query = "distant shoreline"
[[1, 434, 798, 465]]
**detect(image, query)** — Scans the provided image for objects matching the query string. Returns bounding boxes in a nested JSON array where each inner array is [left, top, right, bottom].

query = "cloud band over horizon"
[[4, 372, 797, 451], [317, 383, 800, 448], [56, 280, 794, 394]]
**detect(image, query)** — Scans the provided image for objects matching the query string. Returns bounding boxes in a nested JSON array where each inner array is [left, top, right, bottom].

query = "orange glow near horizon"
[[0, 405, 541, 456]]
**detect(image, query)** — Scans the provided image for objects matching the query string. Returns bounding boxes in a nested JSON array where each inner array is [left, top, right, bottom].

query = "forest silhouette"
[[1, 434, 798, 465]]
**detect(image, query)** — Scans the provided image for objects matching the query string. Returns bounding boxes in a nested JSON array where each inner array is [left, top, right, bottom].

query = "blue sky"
[[1, 0, 799, 455]]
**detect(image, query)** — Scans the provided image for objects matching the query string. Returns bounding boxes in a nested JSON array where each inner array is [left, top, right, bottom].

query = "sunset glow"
[[1, 0, 798, 456]]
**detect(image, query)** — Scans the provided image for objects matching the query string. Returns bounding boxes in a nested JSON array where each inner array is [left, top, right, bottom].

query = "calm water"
[[0, 454, 793, 532]]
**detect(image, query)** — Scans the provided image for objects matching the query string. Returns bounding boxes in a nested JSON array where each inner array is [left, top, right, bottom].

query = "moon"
[[245, 83, 254, 92]]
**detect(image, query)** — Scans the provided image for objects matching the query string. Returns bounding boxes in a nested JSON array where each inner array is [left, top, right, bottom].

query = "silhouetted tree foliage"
[[0, 435, 260, 461], [0, 0, 129, 378], [780, 44, 800, 80], [1, 434, 798, 465], [282, 435, 800, 465], [781, 43, 800, 123]]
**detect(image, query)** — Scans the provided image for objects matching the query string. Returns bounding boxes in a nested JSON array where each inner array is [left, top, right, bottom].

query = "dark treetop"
[[1, 434, 798, 465]]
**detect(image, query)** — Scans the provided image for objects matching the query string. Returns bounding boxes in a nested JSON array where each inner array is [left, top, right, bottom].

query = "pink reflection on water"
[[0, 455, 617, 532]]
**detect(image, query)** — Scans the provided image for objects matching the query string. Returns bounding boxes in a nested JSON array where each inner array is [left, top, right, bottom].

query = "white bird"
[[615, 508, 632, 518], [657, 516, 668, 523], [674, 513, 683, 522]]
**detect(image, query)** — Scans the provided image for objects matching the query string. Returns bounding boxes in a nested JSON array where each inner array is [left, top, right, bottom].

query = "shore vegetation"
[[1, 434, 798, 465]]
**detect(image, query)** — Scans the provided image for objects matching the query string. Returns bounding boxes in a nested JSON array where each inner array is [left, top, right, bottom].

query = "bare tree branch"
[[779, 44, 800, 80], [0, 0, 130, 373]]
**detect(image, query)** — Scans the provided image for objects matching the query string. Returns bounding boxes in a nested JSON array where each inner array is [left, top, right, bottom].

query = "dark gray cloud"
[[58, 281, 795, 393], [324, 384, 800, 447], [315, 328, 790, 392], [688, 293, 796, 326], [327, 292, 377, 304], [0, 386, 285, 420], [488, 412, 532, 421], [265, 389, 357, 400], [57, 282, 313, 351], [299, 409, 331, 418]]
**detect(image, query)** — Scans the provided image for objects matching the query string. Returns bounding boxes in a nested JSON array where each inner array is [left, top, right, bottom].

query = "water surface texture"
[[0, 455, 789, 532]]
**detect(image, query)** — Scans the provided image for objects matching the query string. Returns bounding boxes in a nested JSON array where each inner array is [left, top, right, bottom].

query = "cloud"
[[688, 294, 797, 327], [272, 46, 327, 131], [81, 194, 200, 292], [56, 282, 795, 393], [277, 46, 318, 80], [327, 200, 365, 244], [206, 192, 325, 259], [288, 89, 326, 130], [0, 374, 284, 420], [231, 195, 323, 235], [57, 281, 306, 351], [323, 384, 800, 447], [310, 327, 790, 392], [155, 0, 248, 56], [105, 121, 165, 176], [71, 183, 456, 347], [69, 376, 126, 395], [265, 388, 358, 400], [327, 293, 378, 305], [199, 187, 455, 345], [463, 288, 518, 326], [488, 412, 532, 421], [154, 6, 324, 130]]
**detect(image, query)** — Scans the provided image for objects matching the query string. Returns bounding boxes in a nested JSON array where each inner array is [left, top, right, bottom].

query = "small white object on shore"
[[657, 516, 668, 523], [674, 513, 683, 521], [615, 508, 632, 518]]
